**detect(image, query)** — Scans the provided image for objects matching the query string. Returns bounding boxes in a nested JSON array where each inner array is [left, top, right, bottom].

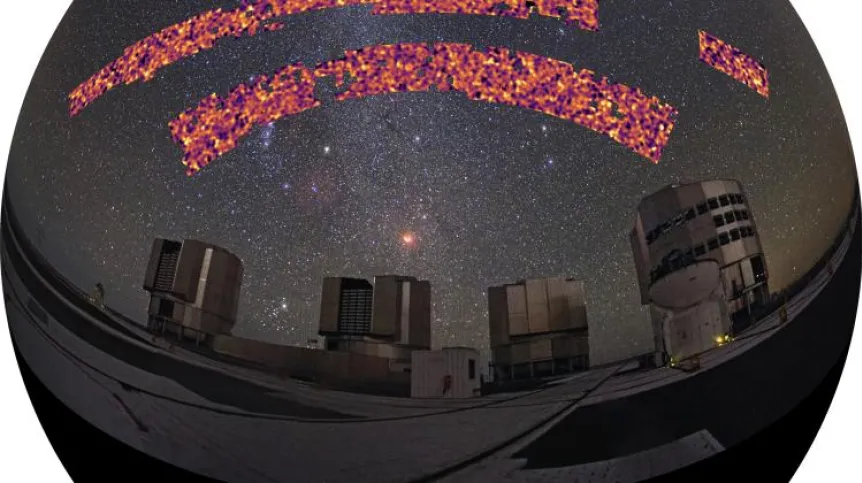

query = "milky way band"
[[66, 3, 773, 176], [67, 0, 601, 116], [169, 42, 678, 175]]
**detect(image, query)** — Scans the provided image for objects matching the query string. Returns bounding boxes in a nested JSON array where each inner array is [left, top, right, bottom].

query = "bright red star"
[[401, 231, 417, 248]]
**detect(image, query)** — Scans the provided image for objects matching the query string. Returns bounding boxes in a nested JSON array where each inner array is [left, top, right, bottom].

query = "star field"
[[5, 0, 857, 364]]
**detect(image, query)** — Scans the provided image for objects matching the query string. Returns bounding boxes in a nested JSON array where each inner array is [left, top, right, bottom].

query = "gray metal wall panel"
[[510, 341, 531, 365], [567, 280, 589, 330], [525, 279, 550, 333], [411, 349, 480, 398], [741, 258, 756, 288], [546, 277, 569, 332], [400, 281, 411, 344], [409, 280, 432, 348], [530, 338, 553, 361], [174, 242, 204, 303], [487, 286, 509, 347], [372, 276, 400, 337], [318, 277, 342, 334], [506, 284, 528, 336]]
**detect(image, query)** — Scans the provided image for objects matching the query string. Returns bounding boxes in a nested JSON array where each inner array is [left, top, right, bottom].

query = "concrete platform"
[[2, 196, 858, 482]]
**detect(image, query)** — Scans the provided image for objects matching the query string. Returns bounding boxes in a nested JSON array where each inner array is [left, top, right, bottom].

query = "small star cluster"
[[5, 0, 857, 364]]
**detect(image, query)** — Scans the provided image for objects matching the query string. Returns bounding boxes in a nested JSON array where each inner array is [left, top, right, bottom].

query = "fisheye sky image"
[[5, 0, 856, 363]]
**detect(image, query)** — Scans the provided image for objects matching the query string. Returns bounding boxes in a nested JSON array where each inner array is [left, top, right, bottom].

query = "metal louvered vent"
[[153, 243, 181, 292]]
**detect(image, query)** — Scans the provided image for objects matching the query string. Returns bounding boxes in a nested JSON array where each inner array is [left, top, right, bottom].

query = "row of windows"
[[650, 224, 757, 283], [713, 209, 750, 228], [646, 191, 747, 245]]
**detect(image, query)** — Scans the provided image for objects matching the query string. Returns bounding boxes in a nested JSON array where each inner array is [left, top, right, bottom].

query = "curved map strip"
[[68, 0, 600, 116], [698, 30, 769, 98], [169, 42, 678, 175]]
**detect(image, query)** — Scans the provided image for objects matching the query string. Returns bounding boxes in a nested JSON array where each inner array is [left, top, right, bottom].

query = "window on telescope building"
[[719, 233, 730, 245], [708, 237, 719, 251], [708, 197, 719, 210], [731, 228, 741, 241], [469, 359, 476, 380], [697, 202, 708, 215], [751, 255, 767, 282], [714, 215, 725, 227], [741, 210, 750, 220], [719, 194, 730, 206], [725, 211, 735, 224], [694, 244, 707, 256]]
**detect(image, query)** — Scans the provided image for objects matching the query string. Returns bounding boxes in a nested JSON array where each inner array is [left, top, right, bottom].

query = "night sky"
[[5, 0, 857, 364]]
